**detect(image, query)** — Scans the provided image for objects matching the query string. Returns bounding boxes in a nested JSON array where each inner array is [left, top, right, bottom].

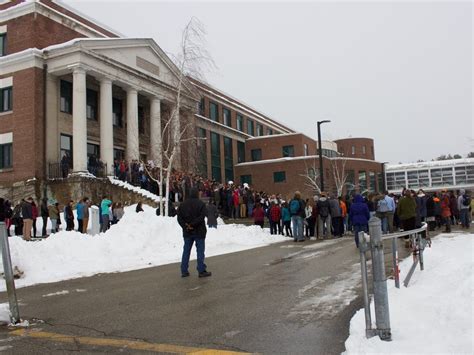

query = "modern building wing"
[[385, 158, 474, 193]]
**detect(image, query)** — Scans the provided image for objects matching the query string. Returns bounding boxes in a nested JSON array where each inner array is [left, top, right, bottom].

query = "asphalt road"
[[0, 234, 414, 354]]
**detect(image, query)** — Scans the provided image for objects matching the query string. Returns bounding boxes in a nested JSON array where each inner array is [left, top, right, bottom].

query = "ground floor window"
[[273, 171, 286, 183], [0, 143, 12, 169], [240, 175, 252, 185]]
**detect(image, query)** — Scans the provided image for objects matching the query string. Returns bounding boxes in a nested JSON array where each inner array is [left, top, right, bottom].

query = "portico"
[[43, 38, 198, 174]]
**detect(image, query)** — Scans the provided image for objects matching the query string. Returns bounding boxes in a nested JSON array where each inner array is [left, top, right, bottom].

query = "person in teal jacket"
[[281, 202, 292, 237], [100, 196, 112, 232]]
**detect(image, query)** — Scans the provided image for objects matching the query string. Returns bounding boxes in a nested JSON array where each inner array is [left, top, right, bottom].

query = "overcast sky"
[[65, 0, 473, 164]]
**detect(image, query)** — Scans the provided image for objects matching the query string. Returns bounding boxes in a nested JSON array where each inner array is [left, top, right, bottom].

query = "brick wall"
[[245, 133, 317, 161], [334, 138, 376, 160]]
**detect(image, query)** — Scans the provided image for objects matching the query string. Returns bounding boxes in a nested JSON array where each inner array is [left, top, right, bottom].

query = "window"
[[199, 97, 205, 115], [282, 145, 294, 157], [240, 175, 252, 185], [209, 102, 219, 122], [369, 171, 376, 192], [251, 149, 262, 161], [211, 132, 221, 182], [304, 144, 308, 156], [0, 33, 6, 57], [60, 134, 72, 167], [138, 106, 145, 134], [247, 119, 254, 135], [0, 87, 12, 112], [60, 80, 72, 114], [86, 89, 98, 120], [256, 123, 263, 136], [358, 171, 367, 192], [378, 172, 384, 192], [237, 141, 245, 163], [273, 171, 286, 183], [223, 108, 231, 127], [351, 146, 355, 155], [197, 128, 207, 178], [114, 148, 125, 161], [236, 114, 243, 131], [224, 137, 233, 182], [267, 128, 273, 136], [113, 98, 123, 127], [87, 143, 100, 159], [0, 143, 12, 169], [362, 145, 366, 155]]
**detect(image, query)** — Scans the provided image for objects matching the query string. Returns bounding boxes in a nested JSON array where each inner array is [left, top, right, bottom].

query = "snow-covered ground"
[[344, 232, 473, 354], [1, 205, 286, 291]]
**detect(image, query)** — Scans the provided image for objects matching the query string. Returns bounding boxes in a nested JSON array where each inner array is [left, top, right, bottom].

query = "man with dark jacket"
[[40, 197, 49, 237], [21, 197, 34, 241], [349, 194, 370, 248], [177, 187, 211, 278], [317, 193, 331, 239]]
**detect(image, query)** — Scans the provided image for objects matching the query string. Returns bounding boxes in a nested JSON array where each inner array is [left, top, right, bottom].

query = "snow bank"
[[344, 233, 474, 354], [2, 206, 285, 291]]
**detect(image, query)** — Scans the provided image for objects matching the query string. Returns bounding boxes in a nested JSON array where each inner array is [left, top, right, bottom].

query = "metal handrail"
[[381, 222, 428, 241]]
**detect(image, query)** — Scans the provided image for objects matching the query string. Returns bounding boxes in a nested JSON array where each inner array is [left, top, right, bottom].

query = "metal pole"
[[317, 122, 324, 192], [358, 231, 375, 338], [369, 217, 391, 341], [391, 237, 400, 289], [418, 233, 424, 271], [0, 222, 20, 324]]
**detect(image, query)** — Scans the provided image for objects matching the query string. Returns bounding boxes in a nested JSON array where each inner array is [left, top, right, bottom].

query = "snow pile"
[[108, 177, 161, 202], [344, 233, 474, 354], [2, 205, 285, 290], [0, 304, 10, 324]]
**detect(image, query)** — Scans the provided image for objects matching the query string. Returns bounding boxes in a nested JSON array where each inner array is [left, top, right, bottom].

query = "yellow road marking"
[[10, 329, 250, 354]]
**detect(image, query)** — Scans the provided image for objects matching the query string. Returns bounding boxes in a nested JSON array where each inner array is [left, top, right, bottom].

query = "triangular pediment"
[[52, 38, 198, 99]]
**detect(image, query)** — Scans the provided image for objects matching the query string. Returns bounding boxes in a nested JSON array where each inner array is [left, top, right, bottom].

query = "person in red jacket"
[[269, 201, 281, 235], [232, 189, 240, 219], [252, 203, 265, 228], [440, 190, 452, 233]]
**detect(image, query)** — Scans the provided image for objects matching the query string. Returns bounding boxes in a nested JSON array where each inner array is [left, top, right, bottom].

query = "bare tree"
[[330, 158, 349, 197], [142, 17, 214, 216], [300, 159, 321, 195]]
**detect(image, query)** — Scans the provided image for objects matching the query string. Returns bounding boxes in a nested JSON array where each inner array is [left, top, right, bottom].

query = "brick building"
[[0, 0, 383, 202]]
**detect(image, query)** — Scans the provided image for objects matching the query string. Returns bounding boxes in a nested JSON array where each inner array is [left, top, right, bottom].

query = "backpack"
[[377, 198, 390, 213], [318, 200, 329, 217], [289, 199, 300, 215], [462, 194, 471, 207]]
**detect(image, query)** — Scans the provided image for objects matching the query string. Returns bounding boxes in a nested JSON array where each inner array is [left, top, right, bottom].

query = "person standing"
[[21, 197, 34, 241], [349, 194, 370, 248], [64, 201, 75, 231], [100, 196, 112, 232], [329, 195, 343, 238], [440, 190, 452, 233], [40, 197, 49, 237], [281, 202, 292, 237], [82, 197, 90, 233], [289, 191, 305, 242], [252, 203, 265, 228], [317, 192, 331, 239], [397, 189, 417, 247], [339, 197, 347, 235], [457, 189, 471, 229], [31, 200, 38, 238], [269, 201, 281, 235], [177, 187, 211, 278], [113, 202, 124, 224], [136, 202, 144, 213], [76, 198, 84, 233], [206, 200, 218, 228], [304, 199, 315, 238], [48, 201, 59, 234]]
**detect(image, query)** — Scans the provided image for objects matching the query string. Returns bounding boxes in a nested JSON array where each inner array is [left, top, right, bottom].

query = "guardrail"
[[358, 217, 428, 341]]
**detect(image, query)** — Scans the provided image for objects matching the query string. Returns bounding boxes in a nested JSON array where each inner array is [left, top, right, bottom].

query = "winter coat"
[[269, 205, 282, 222], [329, 199, 342, 218], [252, 207, 265, 223], [441, 196, 451, 218], [397, 196, 416, 221], [177, 188, 207, 238], [426, 197, 435, 218], [349, 195, 370, 226], [21, 201, 33, 219], [76, 202, 84, 220], [0, 199, 5, 222], [233, 191, 240, 207], [101, 199, 112, 216], [48, 205, 59, 219], [433, 197, 442, 216], [281, 207, 291, 222], [206, 204, 218, 226], [83, 204, 89, 219], [65, 205, 74, 221], [416, 194, 427, 221], [32, 204, 38, 219], [40, 200, 49, 217]]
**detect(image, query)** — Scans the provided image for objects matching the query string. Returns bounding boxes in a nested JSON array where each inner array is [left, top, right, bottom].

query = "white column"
[[72, 67, 87, 172], [100, 78, 114, 174], [126, 88, 139, 161], [149, 97, 161, 165]]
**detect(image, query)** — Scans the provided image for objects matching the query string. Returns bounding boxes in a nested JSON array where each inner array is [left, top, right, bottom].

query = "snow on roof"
[[236, 155, 379, 167], [386, 158, 474, 171]]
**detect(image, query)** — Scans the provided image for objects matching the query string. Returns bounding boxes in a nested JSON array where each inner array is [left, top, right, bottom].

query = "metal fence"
[[358, 217, 428, 341], [48, 162, 108, 180]]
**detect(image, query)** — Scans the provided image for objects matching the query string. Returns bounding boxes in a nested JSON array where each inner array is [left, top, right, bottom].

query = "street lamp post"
[[317, 120, 331, 192]]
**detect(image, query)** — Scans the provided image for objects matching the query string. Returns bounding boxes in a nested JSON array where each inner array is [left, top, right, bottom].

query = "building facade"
[[385, 158, 474, 194]]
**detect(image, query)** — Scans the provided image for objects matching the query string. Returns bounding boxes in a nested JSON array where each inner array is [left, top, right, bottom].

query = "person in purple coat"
[[349, 194, 370, 248]]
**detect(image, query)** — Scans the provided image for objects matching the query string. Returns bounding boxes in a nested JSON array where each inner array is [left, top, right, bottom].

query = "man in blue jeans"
[[177, 187, 211, 278], [289, 191, 305, 242]]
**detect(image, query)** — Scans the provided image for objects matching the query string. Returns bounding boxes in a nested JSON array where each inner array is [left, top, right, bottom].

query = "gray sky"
[[65, 0, 473, 164]]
